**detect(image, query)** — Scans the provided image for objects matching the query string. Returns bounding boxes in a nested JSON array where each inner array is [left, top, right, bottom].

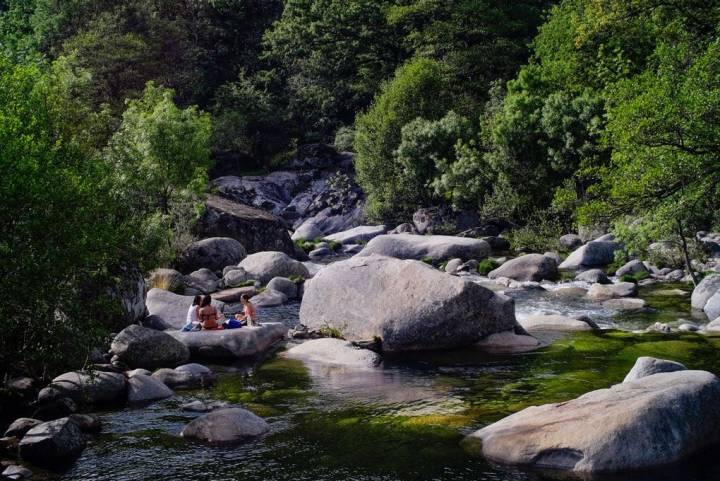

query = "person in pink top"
[[234, 294, 259, 326]]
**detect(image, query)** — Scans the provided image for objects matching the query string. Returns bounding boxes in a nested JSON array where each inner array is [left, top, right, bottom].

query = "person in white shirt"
[[181, 295, 202, 331]]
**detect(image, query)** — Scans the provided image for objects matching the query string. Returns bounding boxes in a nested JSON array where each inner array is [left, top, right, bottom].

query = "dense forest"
[[2, 0, 719, 378]]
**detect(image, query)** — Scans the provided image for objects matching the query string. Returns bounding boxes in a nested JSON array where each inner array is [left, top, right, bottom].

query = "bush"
[[506, 210, 564, 253], [421, 256, 435, 265], [478, 259, 499, 276], [334, 126, 355, 152]]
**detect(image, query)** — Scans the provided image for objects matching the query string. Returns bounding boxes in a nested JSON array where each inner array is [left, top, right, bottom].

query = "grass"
[[148, 271, 184, 294], [319, 322, 345, 339], [477, 259, 499, 275], [421, 256, 435, 265]]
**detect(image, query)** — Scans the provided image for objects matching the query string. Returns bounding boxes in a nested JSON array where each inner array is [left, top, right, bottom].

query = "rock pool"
[[59, 282, 720, 481]]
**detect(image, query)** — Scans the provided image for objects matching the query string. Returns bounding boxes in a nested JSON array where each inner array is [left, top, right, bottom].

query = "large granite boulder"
[[126, 374, 174, 404], [615, 259, 649, 277], [465, 370, 720, 473], [200, 195, 298, 257], [623, 357, 686, 383], [176, 237, 247, 274], [266, 277, 298, 300], [487, 254, 559, 282], [559, 238, 623, 270], [691, 274, 720, 313], [284, 338, 381, 369], [291, 221, 324, 241], [147, 268, 185, 294], [185, 268, 220, 294], [357, 234, 491, 262], [323, 225, 388, 245], [518, 314, 596, 332], [575, 269, 610, 284], [238, 251, 310, 284], [37, 371, 126, 405], [19, 417, 85, 468], [168, 323, 288, 360], [181, 407, 269, 443], [111, 325, 190, 369], [145, 288, 225, 331], [299, 255, 516, 352], [211, 286, 257, 304]]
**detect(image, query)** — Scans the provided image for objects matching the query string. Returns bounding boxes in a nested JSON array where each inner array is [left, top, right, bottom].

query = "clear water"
[[58, 281, 720, 481]]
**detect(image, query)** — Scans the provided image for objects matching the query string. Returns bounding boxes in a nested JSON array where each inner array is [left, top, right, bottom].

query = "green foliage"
[[288, 275, 306, 284], [354, 57, 453, 221], [319, 323, 345, 339], [477, 259, 499, 276], [333, 126, 355, 152], [506, 210, 564, 253], [420, 256, 435, 265]]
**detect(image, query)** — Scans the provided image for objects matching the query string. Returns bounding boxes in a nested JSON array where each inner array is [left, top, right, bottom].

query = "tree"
[[106, 82, 212, 265], [354, 57, 453, 221]]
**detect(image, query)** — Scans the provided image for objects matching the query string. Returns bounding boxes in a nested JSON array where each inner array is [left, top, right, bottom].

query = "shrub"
[[478, 259, 499, 276], [288, 275, 305, 284], [334, 126, 355, 152], [319, 323, 345, 339], [421, 256, 435, 265]]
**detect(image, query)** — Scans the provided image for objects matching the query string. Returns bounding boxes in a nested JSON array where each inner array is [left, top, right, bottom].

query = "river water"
[[60, 281, 720, 481]]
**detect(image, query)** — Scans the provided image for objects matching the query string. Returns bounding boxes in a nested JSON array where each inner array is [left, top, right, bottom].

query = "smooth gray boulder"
[[221, 267, 251, 288], [37, 371, 126, 405], [476, 330, 540, 353], [127, 374, 174, 403], [465, 370, 720, 473], [251, 289, 288, 307], [181, 408, 269, 443], [705, 292, 720, 320], [111, 325, 190, 369], [309, 246, 332, 258], [692, 275, 720, 311], [358, 234, 491, 262], [285, 338, 381, 368], [212, 286, 257, 304], [145, 288, 225, 330], [19, 417, 85, 468], [487, 254, 559, 282], [323, 225, 387, 245], [575, 269, 610, 284], [587, 282, 637, 300], [559, 233, 583, 250], [623, 357, 686, 383], [292, 221, 324, 241], [615, 259, 649, 277], [4, 418, 42, 438], [176, 237, 247, 274], [518, 315, 596, 332], [559, 239, 623, 270], [2, 464, 33, 480], [602, 298, 647, 310], [705, 317, 720, 332], [238, 251, 310, 284], [266, 277, 298, 299], [299, 255, 516, 352], [153, 364, 216, 389], [444, 258, 464, 275], [185, 268, 219, 294], [169, 323, 288, 360]]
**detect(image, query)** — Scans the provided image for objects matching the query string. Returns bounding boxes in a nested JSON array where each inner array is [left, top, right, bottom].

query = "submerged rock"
[[19, 417, 86, 468], [111, 325, 190, 369], [181, 400, 231, 413], [623, 357, 686, 382], [126, 374, 174, 404], [299, 255, 516, 352], [358, 234, 491, 262], [465, 370, 720, 473], [181, 408, 269, 443], [153, 364, 216, 390], [168, 323, 288, 360], [284, 338, 381, 368], [487, 254, 558, 282], [602, 298, 647, 310]]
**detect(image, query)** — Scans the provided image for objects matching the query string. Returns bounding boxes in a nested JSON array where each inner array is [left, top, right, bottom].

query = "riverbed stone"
[[358, 234, 491, 262], [222, 267, 251, 288], [152, 364, 216, 389], [465, 370, 720, 473], [476, 330, 540, 353], [266, 277, 299, 299], [575, 269, 610, 284], [181, 400, 231, 413], [559, 234, 583, 250], [691, 274, 720, 311], [549, 287, 588, 299], [704, 292, 720, 321], [4, 419, 42, 438], [559, 239, 623, 271], [285, 338, 381, 368], [238, 251, 310, 284], [323, 225, 387, 245], [252, 289, 288, 307], [169, 323, 288, 360], [185, 268, 220, 294], [292, 221, 324, 241], [518, 314, 596, 332], [19, 417, 86, 468], [212, 286, 257, 303], [127, 374, 174, 403], [69, 414, 102, 433], [615, 260, 649, 277], [111, 325, 190, 369], [145, 288, 225, 331], [181, 408, 269, 443], [176, 237, 247, 274], [2, 464, 33, 480], [705, 317, 720, 332], [487, 254, 559, 282], [37, 371, 126, 405], [623, 357, 686, 383], [602, 298, 647, 310], [586, 282, 637, 300], [299, 255, 516, 352]]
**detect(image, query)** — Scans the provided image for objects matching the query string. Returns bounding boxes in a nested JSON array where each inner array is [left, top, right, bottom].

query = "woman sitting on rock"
[[198, 295, 223, 330], [235, 294, 258, 327], [182, 295, 202, 331]]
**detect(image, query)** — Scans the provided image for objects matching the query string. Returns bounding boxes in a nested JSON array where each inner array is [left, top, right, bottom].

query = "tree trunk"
[[676, 218, 698, 286]]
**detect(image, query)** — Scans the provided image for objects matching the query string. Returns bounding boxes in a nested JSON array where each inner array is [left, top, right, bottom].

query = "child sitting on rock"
[[236, 294, 258, 327]]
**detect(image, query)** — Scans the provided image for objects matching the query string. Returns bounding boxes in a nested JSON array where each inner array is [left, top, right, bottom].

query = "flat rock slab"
[[145, 288, 225, 331], [465, 370, 720, 473], [518, 314, 596, 332], [323, 225, 387, 245], [212, 286, 257, 303], [357, 234, 491, 261], [169, 323, 288, 360], [181, 408, 268, 443], [587, 282, 637, 300], [284, 338, 381, 369], [602, 298, 647, 310]]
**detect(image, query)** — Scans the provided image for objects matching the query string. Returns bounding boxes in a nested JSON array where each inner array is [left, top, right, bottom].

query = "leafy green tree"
[[354, 57, 453, 221]]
